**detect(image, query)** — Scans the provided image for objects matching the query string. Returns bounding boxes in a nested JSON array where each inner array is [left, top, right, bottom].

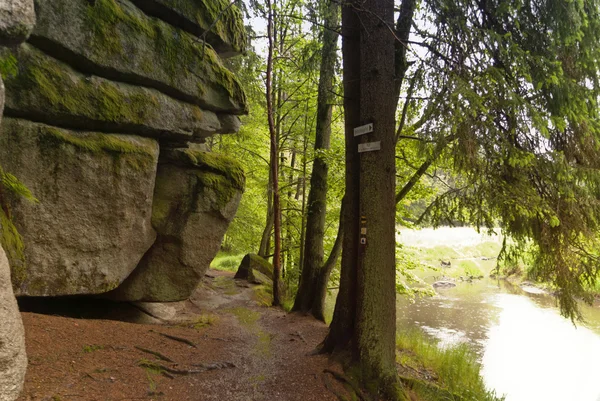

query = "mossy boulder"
[[234, 254, 274, 284], [1, 44, 235, 144], [107, 148, 244, 302], [0, 0, 35, 45], [0, 246, 27, 400], [31, 0, 247, 114], [0, 118, 160, 296], [129, 0, 246, 57]]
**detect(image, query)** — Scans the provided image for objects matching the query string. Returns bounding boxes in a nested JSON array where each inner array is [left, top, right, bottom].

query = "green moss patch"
[[81, 0, 246, 110], [38, 126, 157, 172], [2, 44, 161, 126], [158, 0, 246, 54], [180, 149, 245, 190], [0, 208, 27, 287]]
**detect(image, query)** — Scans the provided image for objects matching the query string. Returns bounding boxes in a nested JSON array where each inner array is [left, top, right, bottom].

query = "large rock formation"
[[0, 0, 35, 399], [109, 148, 244, 301], [0, 246, 27, 401], [0, 0, 35, 45], [0, 0, 247, 300], [0, 118, 159, 295]]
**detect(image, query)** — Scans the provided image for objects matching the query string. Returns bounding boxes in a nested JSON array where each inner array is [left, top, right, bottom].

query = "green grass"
[[178, 314, 218, 330], [397, 329, 503, 401], [82, 344, 104, 353], [407, 240, 502, 282], [211, 252, 245, 271], [226, 307, 261, 326], [417, 245, 461, 264]]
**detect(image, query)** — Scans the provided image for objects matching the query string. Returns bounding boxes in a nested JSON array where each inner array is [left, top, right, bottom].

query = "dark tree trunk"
[[354, 0, 401, 396], [320, 0, 361, 353], [293, 0, 341, 320], [320, 0, 413, 398]]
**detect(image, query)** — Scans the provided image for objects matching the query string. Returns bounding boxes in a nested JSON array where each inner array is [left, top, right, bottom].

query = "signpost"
[[353, 123, 374, 137], [358, 141, 381, 153]]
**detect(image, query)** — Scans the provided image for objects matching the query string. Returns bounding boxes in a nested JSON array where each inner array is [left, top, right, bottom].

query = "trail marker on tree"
[[358, 141, 381, 153], [354, 123, 374, 136]]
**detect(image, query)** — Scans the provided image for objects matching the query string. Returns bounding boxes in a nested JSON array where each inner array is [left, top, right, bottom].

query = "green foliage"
[[210, 251, 244, 271], [0, 164, 37, 287], [0, 54, 17, 79], [396, 244, 436, 300], [0, 166, 37, 204], [397, 329, 503, 401], [0, 208, 26, 286], [400, 0, 600, 320]]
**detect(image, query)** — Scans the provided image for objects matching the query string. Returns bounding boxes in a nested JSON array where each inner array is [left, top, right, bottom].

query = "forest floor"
[[16, 270, 354, 401]]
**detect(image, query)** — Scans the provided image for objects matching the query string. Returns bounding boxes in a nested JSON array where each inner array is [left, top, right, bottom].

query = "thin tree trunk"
[[266, 0, 282, 307], [258, 204, 274, 258], [297, 106, 310, 275], [311, 197, 345, 321], [293, 0, 340, 317], [320, 0, 360, 353]]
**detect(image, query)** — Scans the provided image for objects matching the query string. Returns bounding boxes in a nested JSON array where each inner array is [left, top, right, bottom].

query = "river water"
[[397, 228, 600, 401]]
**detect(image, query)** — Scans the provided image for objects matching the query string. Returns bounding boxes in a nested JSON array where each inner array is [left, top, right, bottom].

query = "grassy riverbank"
[[397, 329, 503, 401]]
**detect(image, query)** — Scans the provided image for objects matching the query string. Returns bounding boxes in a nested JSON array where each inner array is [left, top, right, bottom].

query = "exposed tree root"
[[291, 331, 308, 344], [134, 346, 174, 362], [323, 369, 368, 401], [150, 330, 197, 348], [138, 360, 236, 377], [322, 372, 351, 401]]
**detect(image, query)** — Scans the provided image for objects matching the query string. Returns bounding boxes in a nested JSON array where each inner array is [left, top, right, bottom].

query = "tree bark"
[[355, 0, 401, 396], [265, 0, 282, 307], [321, 0, 410, 398], [320, 0, 360, 353], [311, 197, 344, 321], [293, 0, 340, 318]]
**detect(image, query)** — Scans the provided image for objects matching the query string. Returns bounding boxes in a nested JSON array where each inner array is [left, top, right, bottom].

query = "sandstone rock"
[[31, 0, 246, 114], [133, 302, 177, 320], [108, 148, 244, 302], [0, 0, 35, 45], [1, 44, 233, 144], [0, 118, 159, 296], [0, 246, 26, 401], [234, 253, 274, 284], [433, 280, 456, 288], [129, 0, 246, 57]]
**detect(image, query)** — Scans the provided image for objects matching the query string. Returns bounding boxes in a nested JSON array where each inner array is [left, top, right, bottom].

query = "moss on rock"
[[32, 0, 247, 114], [179, 149, 245, 190], [39, 126, 156, 171], [1, 44, 228, 141], [131, 0, 247, 56]]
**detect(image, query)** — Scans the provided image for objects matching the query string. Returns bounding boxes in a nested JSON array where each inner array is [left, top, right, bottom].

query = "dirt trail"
[[17, 270, 344, 401]]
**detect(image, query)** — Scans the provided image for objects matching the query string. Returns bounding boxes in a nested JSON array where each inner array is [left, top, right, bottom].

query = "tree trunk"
[[320, 0, 361, 353], [265, 0, 282, 307], [321, 0, 409, 398], [354, 0, 401, 396], [311, 197, 344, 321], [293, 0, 340, 318]]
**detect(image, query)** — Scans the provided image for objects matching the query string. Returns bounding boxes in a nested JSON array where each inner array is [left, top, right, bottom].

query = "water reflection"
[[397, 279, 600, 401]]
